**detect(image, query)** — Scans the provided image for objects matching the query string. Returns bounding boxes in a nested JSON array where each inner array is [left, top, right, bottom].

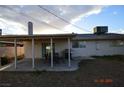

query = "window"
[[72, 41, 86, 48], [111, 40, 124, 47], [79, 41, 86, 48], [72, 41, 79, 48]]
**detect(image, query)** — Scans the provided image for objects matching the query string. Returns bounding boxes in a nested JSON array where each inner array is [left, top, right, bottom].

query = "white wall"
[[24, 39, 124, 58], [72, 40, 124, 57], [24, 41, 42, 58], [54, 40, 68, 56], [94, 40, 124, 56]]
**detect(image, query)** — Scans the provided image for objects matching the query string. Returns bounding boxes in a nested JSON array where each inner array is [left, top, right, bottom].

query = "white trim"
[[50, 38, 53, 68], [68, 38, 71, 67], [32, 38, 35, 68], [14, 39, 17, 69]]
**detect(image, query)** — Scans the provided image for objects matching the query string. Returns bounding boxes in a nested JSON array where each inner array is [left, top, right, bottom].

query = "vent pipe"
[[28, 21, 33, 35]]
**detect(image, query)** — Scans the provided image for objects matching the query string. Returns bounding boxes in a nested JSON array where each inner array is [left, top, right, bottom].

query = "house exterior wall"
[[24, 39, 124, 58], [24, 41, 42, 58], [54, 39, 68, 56], [72, 41, 96, 57], [24, 39, 68, 58], [72, 40, 124, 57]]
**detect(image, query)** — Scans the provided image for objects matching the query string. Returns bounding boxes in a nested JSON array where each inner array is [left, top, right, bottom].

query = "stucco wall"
[[24, 40, 69, 58], [72, 40, 124, 57], [54, 40, 68, 56], [24, 41, 42, 58], [24, 40, 124, 58]]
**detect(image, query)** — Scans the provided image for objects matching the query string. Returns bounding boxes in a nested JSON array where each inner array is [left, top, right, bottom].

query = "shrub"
[[1, 57, 8, 66]]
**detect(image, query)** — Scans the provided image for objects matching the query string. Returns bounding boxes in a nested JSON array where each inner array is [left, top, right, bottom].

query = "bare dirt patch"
[[0, 56, 124, 87]]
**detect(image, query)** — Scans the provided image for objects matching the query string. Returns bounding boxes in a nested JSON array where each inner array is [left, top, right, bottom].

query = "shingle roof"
[[73, 33, 124, 40], [0, 33, 124, 41]]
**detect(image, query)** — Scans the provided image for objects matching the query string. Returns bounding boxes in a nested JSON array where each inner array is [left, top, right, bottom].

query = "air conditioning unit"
[[93, 26, 108, 35]]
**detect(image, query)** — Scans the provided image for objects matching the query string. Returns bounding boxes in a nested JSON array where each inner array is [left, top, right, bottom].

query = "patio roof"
[[0, 41, 23, 47], [0, 34, 76, 41], [0, 34, 72, 69]]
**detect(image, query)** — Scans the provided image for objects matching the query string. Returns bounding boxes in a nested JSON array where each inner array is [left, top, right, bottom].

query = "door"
[[42, 43, 55, 59]]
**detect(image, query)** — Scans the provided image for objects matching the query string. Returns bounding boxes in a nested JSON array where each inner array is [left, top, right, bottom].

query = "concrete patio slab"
[[1, 58, 81, 71]]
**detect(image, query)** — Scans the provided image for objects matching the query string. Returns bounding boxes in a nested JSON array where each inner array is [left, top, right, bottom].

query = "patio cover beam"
[[68, 38, 71, 67], [32, 38, 35, 68]]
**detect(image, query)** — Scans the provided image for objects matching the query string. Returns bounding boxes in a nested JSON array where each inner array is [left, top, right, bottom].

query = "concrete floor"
[[1, 58, 81, 71]]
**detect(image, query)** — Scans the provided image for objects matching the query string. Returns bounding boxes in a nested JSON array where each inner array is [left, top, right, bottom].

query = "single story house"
[[0, 23, 124, 69], [0, 33, 124, 69]]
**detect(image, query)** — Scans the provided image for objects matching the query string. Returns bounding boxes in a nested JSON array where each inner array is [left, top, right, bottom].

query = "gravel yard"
[[0, 56, 124, 87]]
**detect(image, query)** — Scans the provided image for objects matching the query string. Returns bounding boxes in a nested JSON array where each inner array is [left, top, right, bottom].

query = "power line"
[[1, 6, 68, 33], [38, 5, 91, 32]]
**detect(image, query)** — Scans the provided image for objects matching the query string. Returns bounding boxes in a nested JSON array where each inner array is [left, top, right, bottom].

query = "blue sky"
[[75, 5, 124, 34], [0, 5, 124, 35]]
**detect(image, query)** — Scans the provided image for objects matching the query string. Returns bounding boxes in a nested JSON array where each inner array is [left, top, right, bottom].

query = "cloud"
[[110, 28, 124, 34], [0, 5, 105, 34], [0, 18, 27, 35], [116, 29, 124, 34]]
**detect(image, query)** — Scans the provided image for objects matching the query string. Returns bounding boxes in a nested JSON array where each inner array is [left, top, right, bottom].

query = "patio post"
[[50, 38, 53, 68], [14, 38, 17, 69], [32, 38, 35, 69], [68, 37, 71, 67]]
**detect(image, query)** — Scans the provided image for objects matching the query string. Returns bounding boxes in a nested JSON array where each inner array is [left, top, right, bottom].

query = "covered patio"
[[0, 34, 76, 71], [1, 58, 80, 71]]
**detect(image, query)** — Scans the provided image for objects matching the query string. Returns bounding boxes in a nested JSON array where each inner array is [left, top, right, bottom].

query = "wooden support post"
[[32, 38, 35, 68], [50, 38, 53, 68], [14, 39, 17, 69], [68, 38, 71, 67]]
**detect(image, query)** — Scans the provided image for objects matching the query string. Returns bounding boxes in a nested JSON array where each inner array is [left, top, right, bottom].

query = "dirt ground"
[[0, 56, 124, 87]]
